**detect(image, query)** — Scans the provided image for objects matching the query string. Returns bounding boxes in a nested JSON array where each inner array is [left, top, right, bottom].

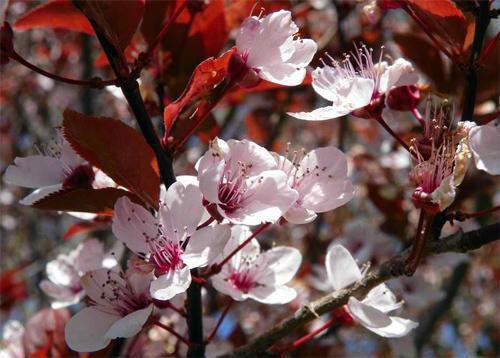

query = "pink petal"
[[182, 224, 231, 268], [287, 38, 317, 67], [347, 296, 392, 329], [150, 266, 191, 301], [255, 247, 302, 286], [105, 304, 153, 339], [469, 122, 500, 175], [259, 64, 306, 86], [326, 245, 362, 290], [248, 285, 297, 304], [4, 156, 65, 188]]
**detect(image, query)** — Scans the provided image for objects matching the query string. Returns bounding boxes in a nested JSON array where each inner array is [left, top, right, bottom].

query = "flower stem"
[[215, 223, 271, 271], [186, 269, 205, 357], [405, 209, 433, 275], [278, 317, 337, 354], [375, 115, 415, 157], [152, 320, 190, 346], [205, 301, 233, 344], [447, 205, 500, 223], [165, 302, 186, 317], [411, 107, 425, 127], [9, 51, 117, 88], [197, 217, 215, 230]]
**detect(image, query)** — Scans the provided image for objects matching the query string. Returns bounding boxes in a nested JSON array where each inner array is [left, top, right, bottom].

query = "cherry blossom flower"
[[232, 10, 317, 86], [40, 238, 122, 309], [274, 145, 355, 224], [289, 45, 418, 121], [410, 118, 475, 214], [326, 245, 418, 337], [212, 225, 302, 304], [112, 179, 231, 301], [3, 134, 115, 205], [468, 120, 500, 175], [65, 263, 154, 352], [196, 138, 298, 225], [0, 320, 24, 358]]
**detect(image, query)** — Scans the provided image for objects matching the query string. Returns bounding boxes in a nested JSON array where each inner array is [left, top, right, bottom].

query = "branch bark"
[[224, 222, 500, 357]]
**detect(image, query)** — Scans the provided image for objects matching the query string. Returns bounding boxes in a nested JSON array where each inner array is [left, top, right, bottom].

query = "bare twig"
[[223, 222, 500, 357]]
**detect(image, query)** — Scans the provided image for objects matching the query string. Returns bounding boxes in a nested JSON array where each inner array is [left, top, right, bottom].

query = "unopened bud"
[[387, 85, 420, 111]]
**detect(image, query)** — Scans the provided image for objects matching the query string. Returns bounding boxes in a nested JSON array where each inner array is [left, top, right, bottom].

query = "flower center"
[[148, 240, 184, 274], [63, 164, 95, 189], [228, 269, 255, 293], [217, 162, 254, 213]]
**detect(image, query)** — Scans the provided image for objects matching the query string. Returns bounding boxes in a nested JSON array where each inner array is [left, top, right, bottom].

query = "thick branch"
[[225, 222, 500, 357]]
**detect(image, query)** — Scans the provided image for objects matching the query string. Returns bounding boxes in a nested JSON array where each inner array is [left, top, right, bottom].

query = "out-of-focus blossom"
[[64, 263, 154, 352], [113, 180, 231, 301], [3, 134, 115, 205], [274, 145, 355, 224], [390, 276, 444, 310], [196, 138, 298, 225], [469, 120, 500, 175], [232, 10, 317, 87], [326, 245, 418, 337], [40, 238, 122, 308], [212, 225, 301, 304], [24, 308, 71, 356], [0, 320, 24, 358], [410, 119, 475, 213], [289, 45, 418, 121]]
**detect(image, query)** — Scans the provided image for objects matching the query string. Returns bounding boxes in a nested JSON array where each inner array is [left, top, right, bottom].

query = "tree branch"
[[224, 222, 500, 357]]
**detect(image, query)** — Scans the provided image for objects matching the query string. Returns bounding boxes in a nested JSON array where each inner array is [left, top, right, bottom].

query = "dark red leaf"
[[63, 216, 111, 240], [14, 0, 94, 34], [32, 187, 145, 214], [62, 109, 160, 208]]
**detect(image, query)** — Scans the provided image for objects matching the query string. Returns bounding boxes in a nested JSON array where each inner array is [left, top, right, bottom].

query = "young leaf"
[[14, 0, 94, 34], [62, 109, 160, 208], [32, 187, 144, 215]]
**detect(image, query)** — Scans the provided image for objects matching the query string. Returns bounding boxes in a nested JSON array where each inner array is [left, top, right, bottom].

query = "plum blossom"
[[326, 245, 418, 337], [40, 238, 122, 308], [233, 10, 317, 86], [274, 145, 355, 224], [0, 320, 24, 358], [410, 117, 475, 213], [113, 179, 231, 301], [65, 262, 154, 352], [3, 134, 115, 205], [289, 45, 418, 121], [212, 225, 302, 304], [196, 138, 298, 225], [468, 120, 500, 175]]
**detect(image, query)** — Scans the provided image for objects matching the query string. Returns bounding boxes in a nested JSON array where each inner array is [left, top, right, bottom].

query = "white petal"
[[73, 238, 106, 273], [287, 38, 317, 67], [65, 307, 118, 352], [284, 205, 317, 224], [469, 122, 500, 175], [248, 285, 297, 304], [259, 64, 306, 86], [344, 77, 375, 111], [183, 225, 231, 268], [105, 304, 153, 339], [378, 58, 418, 93], [363, 284, 402, 313], [198, 160, 225, 204], [288, 105, 351, 121], [150, 266, 191, 301], [255, 247, 302, 286], [347, 296, 392, 329], [4, 156, 65, 188], [112, 196, 155, 254], [162, 181, 204, 237], [326, 245, 362, 290], [363, 316, 419, 338], [226, 139, 277, 175], [19, 184, 62, 205], [211, 275, 247, 301]]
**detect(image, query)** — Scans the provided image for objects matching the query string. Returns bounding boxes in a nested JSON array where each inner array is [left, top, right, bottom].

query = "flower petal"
[[287, 38, 317, 67], [362, 316, 418, 338], [248, 285, 297, 304], [347, 296, 392, 329], [255, 247, 302, 286], [326, 245, 362, 290], [469, 122, 500, 175], [150, 266, 191, 301], [211, 275, 247, 301], [284, 204, 317, 224], [4, 156, 65, 188], [378, 58, 418, 93], [259, 64, 306, 86], [288, 105, 351, 121], [112, 196, 155, 254], [105, 304, 153, 339], [65, 307, 118, 352], [363, 284, 402, 313], [183, 224, 231, 268]]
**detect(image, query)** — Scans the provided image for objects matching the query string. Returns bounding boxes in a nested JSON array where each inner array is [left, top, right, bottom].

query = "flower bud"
[[228, 52, 261, 89], [387, 85, 420, 111]]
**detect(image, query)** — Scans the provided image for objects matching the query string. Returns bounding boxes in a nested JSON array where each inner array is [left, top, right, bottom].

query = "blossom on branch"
[[112, 178, 231, 301], [231, 10, 317, 87], [212, 225, 302, 304], [274, 145, 355, 224], [469, 120, 500, 175], [196, 138, 299, 225], [326, 245, 418, 337], [289, 45, 418, 121]]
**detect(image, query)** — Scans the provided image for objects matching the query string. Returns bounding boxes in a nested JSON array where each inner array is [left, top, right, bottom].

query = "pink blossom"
[[212, 225, 302, 304], [289, 45, 418, 121], [64, 264, 154, 352], [326, 245, 418, 337], [40, 238, 122, 308], [3, 134, 115, 205], [112, 178, 231, 301], [0, 321, 24, 358], [274, 145, 355, 224], [469, 120, 500, 175], [196, 138, 299, 225], [234, 10, 317, 86]]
